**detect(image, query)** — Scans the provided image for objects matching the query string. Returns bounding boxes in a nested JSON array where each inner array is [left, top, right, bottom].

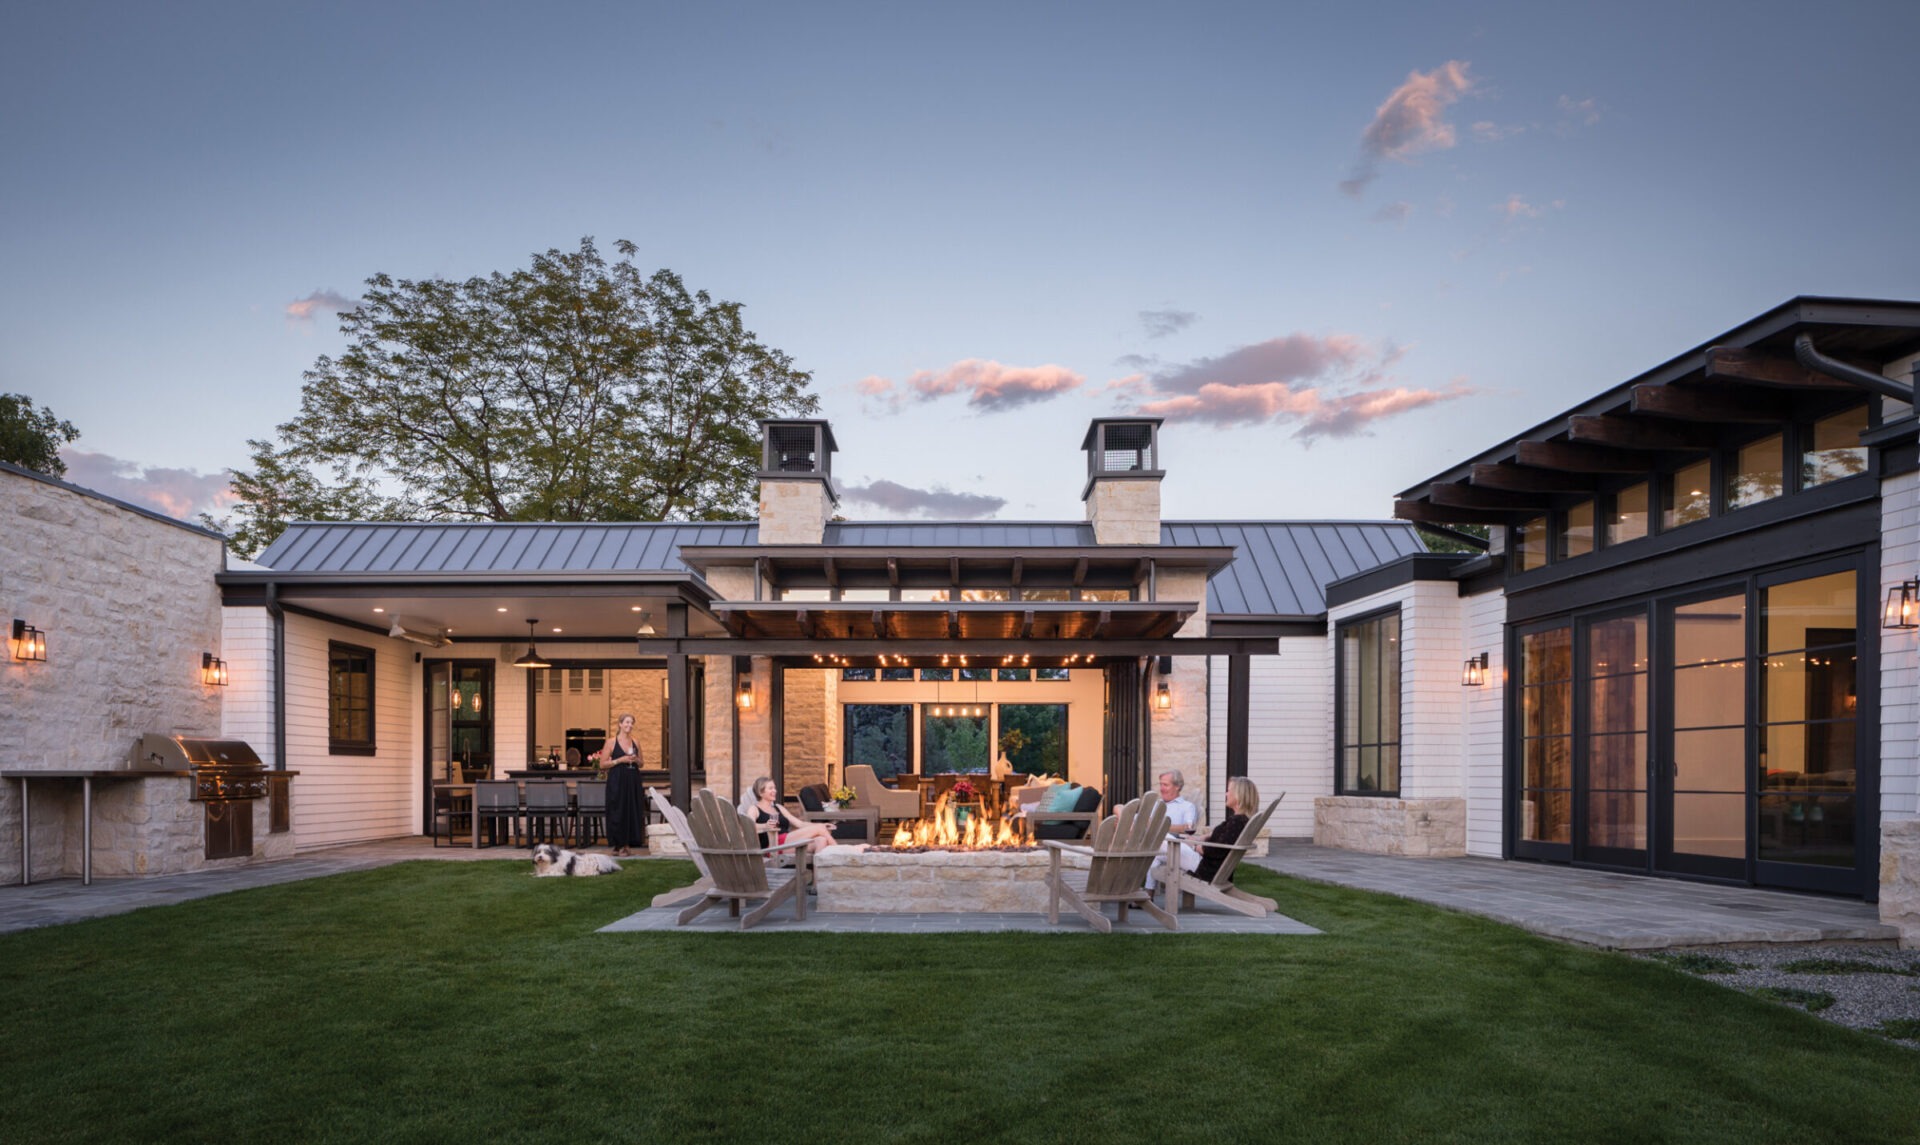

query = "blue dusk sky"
[[4, 1, 1917, 527]]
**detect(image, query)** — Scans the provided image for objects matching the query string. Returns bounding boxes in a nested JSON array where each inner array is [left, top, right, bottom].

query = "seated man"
[[1155, 768, 1199, 835]]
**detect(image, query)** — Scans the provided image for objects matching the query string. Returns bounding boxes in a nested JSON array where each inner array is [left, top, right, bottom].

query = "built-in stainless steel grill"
[[128, 734, 269, 802]]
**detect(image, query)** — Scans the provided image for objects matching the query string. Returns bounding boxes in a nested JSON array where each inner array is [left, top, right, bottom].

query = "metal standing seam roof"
[[253, 519, 1424, 616]]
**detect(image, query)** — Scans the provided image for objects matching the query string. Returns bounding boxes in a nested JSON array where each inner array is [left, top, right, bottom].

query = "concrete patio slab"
[[1253, 843, 1897, 949], [599, 903, 1321, 935]]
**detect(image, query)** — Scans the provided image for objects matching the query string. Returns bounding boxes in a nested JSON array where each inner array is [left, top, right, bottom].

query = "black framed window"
[[1725, 432, 1785, 511], [1661, 459, 1713, 530], [328, 641, 375, 755], [1513, 516, 1547, 571], [1336, 608, 1401, 795], [1605, 482, 1650, 546], [922, 708, 990, 773], [845, 704, 914, 780], [1801, 404, 1869, 489], [998, 704, 1068, 776], [1556, 500, 1596, 560]]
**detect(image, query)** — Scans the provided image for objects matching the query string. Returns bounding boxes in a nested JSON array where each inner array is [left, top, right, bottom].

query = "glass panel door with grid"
[[1659, 592, 1748, 879], [1581, 612, 1648, 865]]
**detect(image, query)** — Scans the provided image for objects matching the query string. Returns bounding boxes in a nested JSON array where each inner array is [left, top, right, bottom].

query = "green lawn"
[[1, 861, 1916, 1144]]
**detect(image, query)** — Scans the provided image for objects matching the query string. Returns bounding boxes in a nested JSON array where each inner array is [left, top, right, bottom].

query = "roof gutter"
[[1794, 334, 1915, 403]]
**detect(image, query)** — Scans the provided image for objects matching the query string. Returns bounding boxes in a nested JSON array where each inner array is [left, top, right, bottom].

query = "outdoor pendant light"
[[513, 619, 552, 669], [201, 652, 229, 686], [1461, 652, 1489, 687], [1884, 579, 1920, 630]]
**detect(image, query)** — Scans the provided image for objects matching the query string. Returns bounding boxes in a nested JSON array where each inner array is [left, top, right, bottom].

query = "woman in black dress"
[[591, 712, 647, 856]]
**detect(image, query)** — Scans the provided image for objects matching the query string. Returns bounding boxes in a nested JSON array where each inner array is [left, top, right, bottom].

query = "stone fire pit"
[[813, 845, 1092, 913]]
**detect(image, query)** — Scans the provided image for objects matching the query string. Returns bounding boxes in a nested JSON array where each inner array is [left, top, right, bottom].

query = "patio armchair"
[[1042, 795, 1176, 933], [1030, 785, 1103, 842], [676, 789, 811, 930], [1164, 795, 1286, 920], [647, 787, 713, 909], [846, 764, 920, 822]]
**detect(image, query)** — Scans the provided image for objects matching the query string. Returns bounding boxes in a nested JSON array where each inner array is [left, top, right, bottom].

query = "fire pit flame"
[[890, 791, 1025, 850]]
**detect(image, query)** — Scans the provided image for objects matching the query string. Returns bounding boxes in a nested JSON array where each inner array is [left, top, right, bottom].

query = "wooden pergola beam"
[[946, 609, 961, 639], [1515, 439, 1655, 474], [1704, 347, 1856, 391], [1019, 609, 1034, 639], [822, 557, 839, 587], [1072, 558, 1089, 586], [1429, 483, 1554, 511], [1567, 415, 1715, 452], [1470, 464, 1597, 494], [1394, 498, 1520, 527], [870, 610, 888, 639], [795, 609, 815, 639], [1011, 556, 1023, 586], [1093, 609, 1112, 638], [1630, 383, 1793, 423], [887, 557, 899, 586]]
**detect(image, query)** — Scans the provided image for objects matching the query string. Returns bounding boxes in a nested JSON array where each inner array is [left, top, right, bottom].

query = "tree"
[[1418, 523, 1490, 554], [0, 393, 79, 477], [219, 239, 818, 555]]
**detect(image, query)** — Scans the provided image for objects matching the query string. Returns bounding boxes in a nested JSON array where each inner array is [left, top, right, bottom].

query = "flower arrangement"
[[830, 785, 856, 807], [951, 778, 978, 801], [997, 728, 1029, 759]]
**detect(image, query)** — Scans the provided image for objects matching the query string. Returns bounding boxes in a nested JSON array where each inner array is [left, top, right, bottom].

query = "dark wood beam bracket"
[[1429, 483, 1554, 511], [1703, 346, 1855, 391], [1630, 383, 1792, 423], [1567, 415, 1714, 452], [1019, 609, 1034, 639], [1515, 439, 1656, 474], [1393, 498, 1519, 526], [1469, 464, 1596, 494], [871, 610, 888, 639]]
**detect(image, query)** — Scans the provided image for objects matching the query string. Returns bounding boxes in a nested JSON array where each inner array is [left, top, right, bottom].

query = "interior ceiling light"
[[513, 619, 552, 669]]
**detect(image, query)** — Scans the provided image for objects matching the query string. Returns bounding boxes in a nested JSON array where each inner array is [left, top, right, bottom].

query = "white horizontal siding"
[[1882, 469, 1920, 823], [1208, 636, 1330, 838], [1463, 588, 1507, 857], [282, 615, 420, 848]]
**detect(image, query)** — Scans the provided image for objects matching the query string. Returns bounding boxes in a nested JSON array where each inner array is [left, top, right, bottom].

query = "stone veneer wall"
[[758, 479, 834, 544], [1, 466, 228, 882], [780, 668, 839, 792], [1313, 795, 1467, 857], [1153, 566, 1209, 820], [1084, 478, 1161, 545], [1882, 820, 1920, 948], [75, 777, 295, 876]]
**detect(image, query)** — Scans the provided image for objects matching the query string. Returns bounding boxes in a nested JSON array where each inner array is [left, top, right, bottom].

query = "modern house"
[[2, 296, 1915, 944]]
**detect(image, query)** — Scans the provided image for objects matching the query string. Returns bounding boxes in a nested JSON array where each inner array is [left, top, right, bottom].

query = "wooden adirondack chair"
[[1166, 795, 1285, 919], [675, 789, 811, 930], [647, 787, 713, 909], [1043, 795, 1176, 933]]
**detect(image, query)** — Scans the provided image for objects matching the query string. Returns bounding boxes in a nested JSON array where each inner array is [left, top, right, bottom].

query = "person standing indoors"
[[590, 712, 647, 856]]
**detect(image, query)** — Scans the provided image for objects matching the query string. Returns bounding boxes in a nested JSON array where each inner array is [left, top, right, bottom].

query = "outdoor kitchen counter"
[[4, 770, 186, 887]]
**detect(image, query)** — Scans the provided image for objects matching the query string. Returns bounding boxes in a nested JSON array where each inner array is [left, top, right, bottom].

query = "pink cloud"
[[59, 450, 237, 522], [840, 480, 1006, 519], [1123, 334, 1471, 440], [284, 289, 354, 322], [1341, 60, 1476, 197], [864, 359, 1086, 413]]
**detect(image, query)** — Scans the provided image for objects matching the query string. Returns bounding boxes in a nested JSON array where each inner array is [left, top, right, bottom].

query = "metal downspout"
[[1794, 334, 1916, 404], [265, 583, 286, 771]]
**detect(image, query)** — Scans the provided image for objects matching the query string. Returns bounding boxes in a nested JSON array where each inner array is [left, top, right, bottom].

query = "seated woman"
[[1147, 776, 1259, 892], [747, 776, 839, 856]]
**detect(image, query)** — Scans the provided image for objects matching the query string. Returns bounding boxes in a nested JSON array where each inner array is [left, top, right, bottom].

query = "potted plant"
[[829, 784, 856, 810]]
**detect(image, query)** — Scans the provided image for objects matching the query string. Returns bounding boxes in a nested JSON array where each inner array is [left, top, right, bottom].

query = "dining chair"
[[524, 780, 573, 845], [473, 780, 523, 848], [574, 781, 608, 848]]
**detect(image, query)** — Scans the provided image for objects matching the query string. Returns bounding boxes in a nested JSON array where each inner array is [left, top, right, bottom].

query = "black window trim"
[[1333, 603, 1403, 798], [328, 639, 377, 756]]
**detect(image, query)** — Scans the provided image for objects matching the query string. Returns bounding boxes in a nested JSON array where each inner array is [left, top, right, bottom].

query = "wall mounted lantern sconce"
[[1461, 652, 1489, 687], [1884, 579, 1920, 630], [1154, 681, 1173, 711], [201, 652, 229, 686], [11, 619, 46, 662], [736, 678, 754, 710]]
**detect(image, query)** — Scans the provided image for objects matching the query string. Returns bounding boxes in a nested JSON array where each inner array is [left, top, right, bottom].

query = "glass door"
[[423, 661, 495, 831], [1755, 566, 1861, 893], [1512, 622, 1573, 860], [1579, 610, 1648, 867], [1657, 590, 1748, 879]]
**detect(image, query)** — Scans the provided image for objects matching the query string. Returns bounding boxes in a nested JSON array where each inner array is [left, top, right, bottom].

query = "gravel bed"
[[1635, 941, 1920, 1042]]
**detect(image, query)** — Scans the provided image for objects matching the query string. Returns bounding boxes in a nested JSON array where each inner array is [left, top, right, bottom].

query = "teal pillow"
[[1041, 783, 1083, 813]]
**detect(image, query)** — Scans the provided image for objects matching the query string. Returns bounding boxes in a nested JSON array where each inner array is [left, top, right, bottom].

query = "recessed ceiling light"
[[496, 607, 509, 613], [631, 606, 643, 612], [372, 607, 385, 613], [551, 627, 562, 633]]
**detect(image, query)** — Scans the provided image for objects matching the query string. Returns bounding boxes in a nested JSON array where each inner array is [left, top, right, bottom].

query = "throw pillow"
[[1041, 783, 1084, 814]]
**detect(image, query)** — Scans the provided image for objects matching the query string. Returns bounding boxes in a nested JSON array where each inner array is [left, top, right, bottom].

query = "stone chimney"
[[1081, 418, 1164, 545], [757, 419, 839, 545]]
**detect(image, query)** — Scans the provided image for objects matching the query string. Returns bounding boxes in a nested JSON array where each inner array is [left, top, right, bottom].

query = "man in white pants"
[[1145, 769, 1198, 891]]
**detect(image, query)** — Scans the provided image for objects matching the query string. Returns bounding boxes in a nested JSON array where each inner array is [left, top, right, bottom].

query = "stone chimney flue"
[[757, 419, 839, 545], [1081, 417, 1163, 545]]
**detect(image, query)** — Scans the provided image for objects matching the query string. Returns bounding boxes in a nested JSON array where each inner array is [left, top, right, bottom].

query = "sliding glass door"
[[1657, 590, 1747, 878]]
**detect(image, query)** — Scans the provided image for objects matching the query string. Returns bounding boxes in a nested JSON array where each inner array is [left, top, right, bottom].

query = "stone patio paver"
[[1253, 844, 1896, 949], [599, 904, 1320, 935]]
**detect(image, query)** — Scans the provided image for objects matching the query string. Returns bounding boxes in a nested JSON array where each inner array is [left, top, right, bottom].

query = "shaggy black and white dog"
[[531, 843, 621, 877]]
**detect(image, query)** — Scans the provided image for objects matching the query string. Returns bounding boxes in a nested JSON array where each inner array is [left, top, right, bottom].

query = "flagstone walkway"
[[1252, 843, 1898, 949]]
